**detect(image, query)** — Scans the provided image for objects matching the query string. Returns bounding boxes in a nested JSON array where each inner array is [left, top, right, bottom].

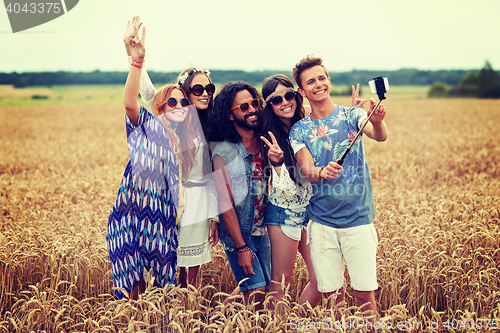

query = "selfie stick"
[[337, 77, 389, 166]]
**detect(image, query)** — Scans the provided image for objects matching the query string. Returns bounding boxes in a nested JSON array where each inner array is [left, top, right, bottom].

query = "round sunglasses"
[[231, 98, 260, 113], [166, 97, 189, 108], [189, 83, 216, 96], [269, 90, 297, 106]]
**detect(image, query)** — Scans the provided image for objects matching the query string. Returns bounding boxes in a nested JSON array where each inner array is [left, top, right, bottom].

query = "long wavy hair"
[[152, 84, 197, 181], [261, 74, 305, 183], [177, 68, 214, 139], [208, 81, 263, 144]]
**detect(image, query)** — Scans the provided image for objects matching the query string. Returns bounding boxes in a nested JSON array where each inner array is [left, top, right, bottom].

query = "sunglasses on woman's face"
[[231, 98, 260, 113], [189, 83, 216, 96], [166, 97, 190, 108], [270, 90, 296, 106]]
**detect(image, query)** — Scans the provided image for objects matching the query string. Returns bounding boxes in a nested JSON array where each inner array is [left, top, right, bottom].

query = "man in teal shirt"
[[290, 56, 388, 318]]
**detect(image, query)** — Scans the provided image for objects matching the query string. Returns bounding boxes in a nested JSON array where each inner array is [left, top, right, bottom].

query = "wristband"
[[318, 166, 326, 180], [131, 63, 143, 69], [132, 58, 145, 63], [235, 244, 248, 251]]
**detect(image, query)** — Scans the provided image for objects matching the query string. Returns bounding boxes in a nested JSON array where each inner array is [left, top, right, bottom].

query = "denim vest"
[[212, 140, 267, 252]]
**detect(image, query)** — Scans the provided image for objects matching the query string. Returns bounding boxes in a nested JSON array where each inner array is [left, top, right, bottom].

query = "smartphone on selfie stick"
[[337, 77, 389, 166]]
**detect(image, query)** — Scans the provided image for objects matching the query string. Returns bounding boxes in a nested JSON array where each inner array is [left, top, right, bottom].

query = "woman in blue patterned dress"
[[122, 16, 219, 289], [106, 22, 185, 300]]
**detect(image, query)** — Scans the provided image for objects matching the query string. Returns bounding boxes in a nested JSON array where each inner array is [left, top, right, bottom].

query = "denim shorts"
[[225, 234, 271, 292], [264, 203, 309, 228]]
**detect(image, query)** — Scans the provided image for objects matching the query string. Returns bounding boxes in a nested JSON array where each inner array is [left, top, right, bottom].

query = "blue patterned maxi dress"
[[107, 105, 180, 299]]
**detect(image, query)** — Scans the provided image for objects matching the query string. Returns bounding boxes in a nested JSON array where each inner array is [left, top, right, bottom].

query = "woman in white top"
[[260, 74, 321, 312]]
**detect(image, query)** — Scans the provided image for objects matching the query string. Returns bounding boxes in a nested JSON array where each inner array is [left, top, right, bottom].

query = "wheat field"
[[0, 96, 499, 332]]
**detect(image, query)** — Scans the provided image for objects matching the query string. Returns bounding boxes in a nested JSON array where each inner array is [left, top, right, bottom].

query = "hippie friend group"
[[106, 16, 388, 320]]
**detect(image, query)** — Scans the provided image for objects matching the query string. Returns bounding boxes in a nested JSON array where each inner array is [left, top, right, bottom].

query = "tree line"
[[0, 68, 474, 88], [428, 62, 500, 99]]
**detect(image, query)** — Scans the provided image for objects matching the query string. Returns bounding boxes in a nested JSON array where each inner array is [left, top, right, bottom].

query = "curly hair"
[[208, 81, 263, 144], [261, 74, 305, 183]]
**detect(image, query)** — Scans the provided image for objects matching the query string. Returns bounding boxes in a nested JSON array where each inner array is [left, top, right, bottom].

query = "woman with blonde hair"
[[107, 22, 188, 299]]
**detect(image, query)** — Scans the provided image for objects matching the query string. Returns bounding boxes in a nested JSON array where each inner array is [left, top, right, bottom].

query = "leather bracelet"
[[235, 244, 248, 251], [318, 166, 326, 180]]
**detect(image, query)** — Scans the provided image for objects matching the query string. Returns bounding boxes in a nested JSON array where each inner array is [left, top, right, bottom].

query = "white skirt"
[[177, 184, 212, 267]]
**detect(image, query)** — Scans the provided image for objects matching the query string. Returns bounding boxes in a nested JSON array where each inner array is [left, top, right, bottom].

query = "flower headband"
[[177, 68, 211, 86]]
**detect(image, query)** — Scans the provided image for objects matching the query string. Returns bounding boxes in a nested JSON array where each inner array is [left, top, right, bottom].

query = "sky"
[[1, 0, 500, 74]]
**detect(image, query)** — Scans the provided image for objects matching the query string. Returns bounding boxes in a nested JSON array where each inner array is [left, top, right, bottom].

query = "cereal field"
[[0, 95, 499, 332]]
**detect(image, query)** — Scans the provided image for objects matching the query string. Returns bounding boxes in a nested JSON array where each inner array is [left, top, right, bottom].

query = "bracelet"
[[318, 166, 326, 180], [131, 63, 143, 69], [132, 58, 145, 63], [237, 247, 252, 253], [235, 244, 248, 251], [270, 157, 284, 167], [237, 246, 255, 259]]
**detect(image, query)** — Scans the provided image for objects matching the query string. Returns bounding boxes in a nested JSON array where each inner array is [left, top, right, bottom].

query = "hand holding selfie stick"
[[337, 77, 389, 166]]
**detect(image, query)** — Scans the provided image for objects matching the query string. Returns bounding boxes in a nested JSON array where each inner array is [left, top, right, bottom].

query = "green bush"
[[428, 82, 448, 98], [460, 71, 478, 86]]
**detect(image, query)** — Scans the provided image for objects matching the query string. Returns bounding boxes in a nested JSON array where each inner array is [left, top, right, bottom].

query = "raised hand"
[[367, 97, 387, 124], [123, 17, 145, 125], [124, 16, 141, 44], [351, 83, 367, 108], [129, 22, 146, 62], [123, 16, 142, 56], [260, 131, 284, 165]]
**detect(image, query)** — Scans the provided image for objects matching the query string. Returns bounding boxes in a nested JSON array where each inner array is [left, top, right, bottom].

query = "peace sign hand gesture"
[[260, 131, 284, 165], [351, 83, 367, 108]]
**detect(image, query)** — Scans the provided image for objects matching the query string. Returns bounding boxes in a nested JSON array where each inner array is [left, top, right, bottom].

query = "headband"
[[177, 68, 211, 86]]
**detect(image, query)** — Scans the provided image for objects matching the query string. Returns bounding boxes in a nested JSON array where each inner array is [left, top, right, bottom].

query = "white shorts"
[[308, 221, 378, 293], [281, 225, 302, 241]]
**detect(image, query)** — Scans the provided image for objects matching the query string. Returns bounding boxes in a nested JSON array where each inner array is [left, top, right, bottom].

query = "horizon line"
[[0, 67, 485, 75]]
